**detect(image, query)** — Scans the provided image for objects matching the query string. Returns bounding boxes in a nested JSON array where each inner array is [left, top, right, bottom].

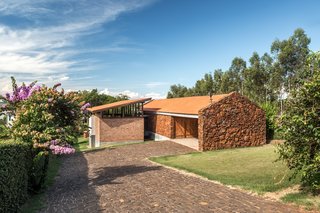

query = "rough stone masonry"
[[198, 92, 266, 151]]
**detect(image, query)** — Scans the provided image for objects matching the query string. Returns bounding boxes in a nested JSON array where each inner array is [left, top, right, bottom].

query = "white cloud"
[[145, 81, 168, 88], [144, 92, 165, 99], [99, 88, 165, 100], [100, 88, 139, 99], [119, 90, 140, 99], [0, 0, 155, 93]]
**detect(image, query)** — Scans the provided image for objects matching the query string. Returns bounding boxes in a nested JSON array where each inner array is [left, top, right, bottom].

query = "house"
[[0, 102, 13, 126], [87, 98, 151, 148], [144, 92, 266, 151], [88, 92, 266, 151]]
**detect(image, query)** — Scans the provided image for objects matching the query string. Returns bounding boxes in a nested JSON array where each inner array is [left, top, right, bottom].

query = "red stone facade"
[[198, 92, 266, 151], [97, 117, 144, 142]]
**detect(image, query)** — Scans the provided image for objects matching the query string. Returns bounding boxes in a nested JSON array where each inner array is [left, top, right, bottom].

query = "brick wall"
[[99, 117, 144, 142], [145, 114, 174, 138], [198, 92, 266, 151]]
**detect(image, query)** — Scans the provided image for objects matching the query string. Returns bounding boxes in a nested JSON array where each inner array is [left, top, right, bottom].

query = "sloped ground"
[[42, 141, 305, 212]]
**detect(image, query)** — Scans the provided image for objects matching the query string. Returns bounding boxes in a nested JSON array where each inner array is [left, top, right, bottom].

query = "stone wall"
[[99, 117, 144, 142], [145, 114, 174, 138], [198, 92, 266, 151]]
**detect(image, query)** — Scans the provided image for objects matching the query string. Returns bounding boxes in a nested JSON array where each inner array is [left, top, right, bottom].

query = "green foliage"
[[260, 102, 278, 140], [20, 154, 61, 213], [0, 123, 10, 139], [166, 28, 311, 106], [11, 85, 87, 146], [0, 141, 32, 212], [78, 89, 128, 107], [278, 52, 320, 192], [271, 28, 311, 90], [29, 151, 49, 192], [167, 84, 193, 98]]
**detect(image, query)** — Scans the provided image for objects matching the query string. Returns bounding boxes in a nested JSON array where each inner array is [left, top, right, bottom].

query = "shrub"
[[1, 79, 90, 151], [260, 102, 278, 140], [0, 124, 9, 139], [29, 151, 49, 192], [0, 141, 32, 212], [0, 78, 90, 199], [278, 52, 320, 192]]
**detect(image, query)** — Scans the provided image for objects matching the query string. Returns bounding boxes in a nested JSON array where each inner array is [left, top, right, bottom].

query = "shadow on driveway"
[[91, 165, 162, 185], [43, 151, 101, 212]]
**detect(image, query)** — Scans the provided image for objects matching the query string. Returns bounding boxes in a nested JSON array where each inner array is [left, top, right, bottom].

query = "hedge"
[[0, 141, 32, 213]]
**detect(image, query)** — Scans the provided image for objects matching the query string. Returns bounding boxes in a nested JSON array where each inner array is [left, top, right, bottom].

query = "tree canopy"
[[77, 89, 128, 107], [166, 28, 311, 106]]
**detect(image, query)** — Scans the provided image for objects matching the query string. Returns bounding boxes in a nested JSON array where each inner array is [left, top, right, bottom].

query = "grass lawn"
[[74, 137, 91, 152], [150, 144, 297, 194], [20, 154, 61, 213], [150, 144, 320, 210], [282, 192, 320, 210], [74, 137, 152, 152]]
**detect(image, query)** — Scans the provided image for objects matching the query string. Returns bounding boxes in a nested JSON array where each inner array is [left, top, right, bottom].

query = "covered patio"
[[87, 98, 151, 148]]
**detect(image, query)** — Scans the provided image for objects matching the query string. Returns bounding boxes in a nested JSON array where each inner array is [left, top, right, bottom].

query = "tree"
[[278, 52, 320, 192], [213, 69, 223, 93], [220, 57, 246, 93], [243, 52, 268, 103], [193, 73, 214, 96], [229, 57, 246, 94], [78, 89, 128, 107], [271, 28, 311, 92], [167, 84, 192, 98]]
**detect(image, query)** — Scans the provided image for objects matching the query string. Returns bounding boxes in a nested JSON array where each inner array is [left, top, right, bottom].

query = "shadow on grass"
[[91, 165, 162, 185]]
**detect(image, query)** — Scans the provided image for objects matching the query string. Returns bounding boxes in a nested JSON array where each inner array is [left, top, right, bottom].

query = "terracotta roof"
[[143, 93, 231, 115], [88, 97, 152, 113]]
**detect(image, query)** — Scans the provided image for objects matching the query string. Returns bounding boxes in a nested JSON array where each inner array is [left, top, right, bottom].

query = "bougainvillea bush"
[[0, 77, 90, 190], [1, 78, 90, 150]]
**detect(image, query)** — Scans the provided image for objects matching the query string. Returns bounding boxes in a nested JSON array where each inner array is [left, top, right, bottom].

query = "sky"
[[0, 0, 319, 99]]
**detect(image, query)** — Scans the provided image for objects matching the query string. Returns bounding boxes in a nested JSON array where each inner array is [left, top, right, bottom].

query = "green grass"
[[150, 144, 299, 194], [20, 154, 61, 213], [74, 137, 153, 152], [74, 137, 91, 152], [282, 192, 320, 211]]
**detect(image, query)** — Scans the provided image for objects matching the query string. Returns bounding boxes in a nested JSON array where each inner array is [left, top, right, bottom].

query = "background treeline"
[[78, 89, 128, 107], [167, 28, 312, 106]]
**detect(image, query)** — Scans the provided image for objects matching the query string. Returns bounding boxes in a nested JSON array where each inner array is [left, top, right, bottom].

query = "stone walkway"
[[43, 141, 306, 213]]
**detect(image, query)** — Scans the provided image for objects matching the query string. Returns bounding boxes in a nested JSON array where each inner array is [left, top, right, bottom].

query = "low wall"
[[99, 117, 144, 142], [198, 92, 266, 151]]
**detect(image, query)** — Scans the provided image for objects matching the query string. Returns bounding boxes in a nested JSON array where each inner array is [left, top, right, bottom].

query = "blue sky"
[[0, 0, 319, 99]]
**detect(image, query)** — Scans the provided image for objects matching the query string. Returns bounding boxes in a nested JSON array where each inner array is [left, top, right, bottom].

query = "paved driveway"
[[43, 141, 305, 213]]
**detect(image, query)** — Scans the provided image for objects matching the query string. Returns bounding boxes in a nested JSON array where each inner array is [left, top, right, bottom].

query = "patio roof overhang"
[[88, 97, 152, 113]]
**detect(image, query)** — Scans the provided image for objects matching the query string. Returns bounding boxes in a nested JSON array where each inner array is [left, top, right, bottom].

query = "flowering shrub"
[[0, 77, 90, 195], [0, 78, 90, 154], [49, 139, 75, 155]]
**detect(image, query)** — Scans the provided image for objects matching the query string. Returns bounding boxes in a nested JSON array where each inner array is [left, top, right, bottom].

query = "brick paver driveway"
[[43, 141, 305, 213]]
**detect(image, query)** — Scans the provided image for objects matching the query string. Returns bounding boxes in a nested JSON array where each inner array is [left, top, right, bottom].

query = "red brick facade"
[[145, 114, 174, 138], [198, 92, 266, 151], [145, 114, 198, 139], [97, 117, 144, 142]]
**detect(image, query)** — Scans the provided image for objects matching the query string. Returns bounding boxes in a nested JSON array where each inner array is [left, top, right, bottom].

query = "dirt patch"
[[264, 185, 301, 201], [270, 140, 286, 145]]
